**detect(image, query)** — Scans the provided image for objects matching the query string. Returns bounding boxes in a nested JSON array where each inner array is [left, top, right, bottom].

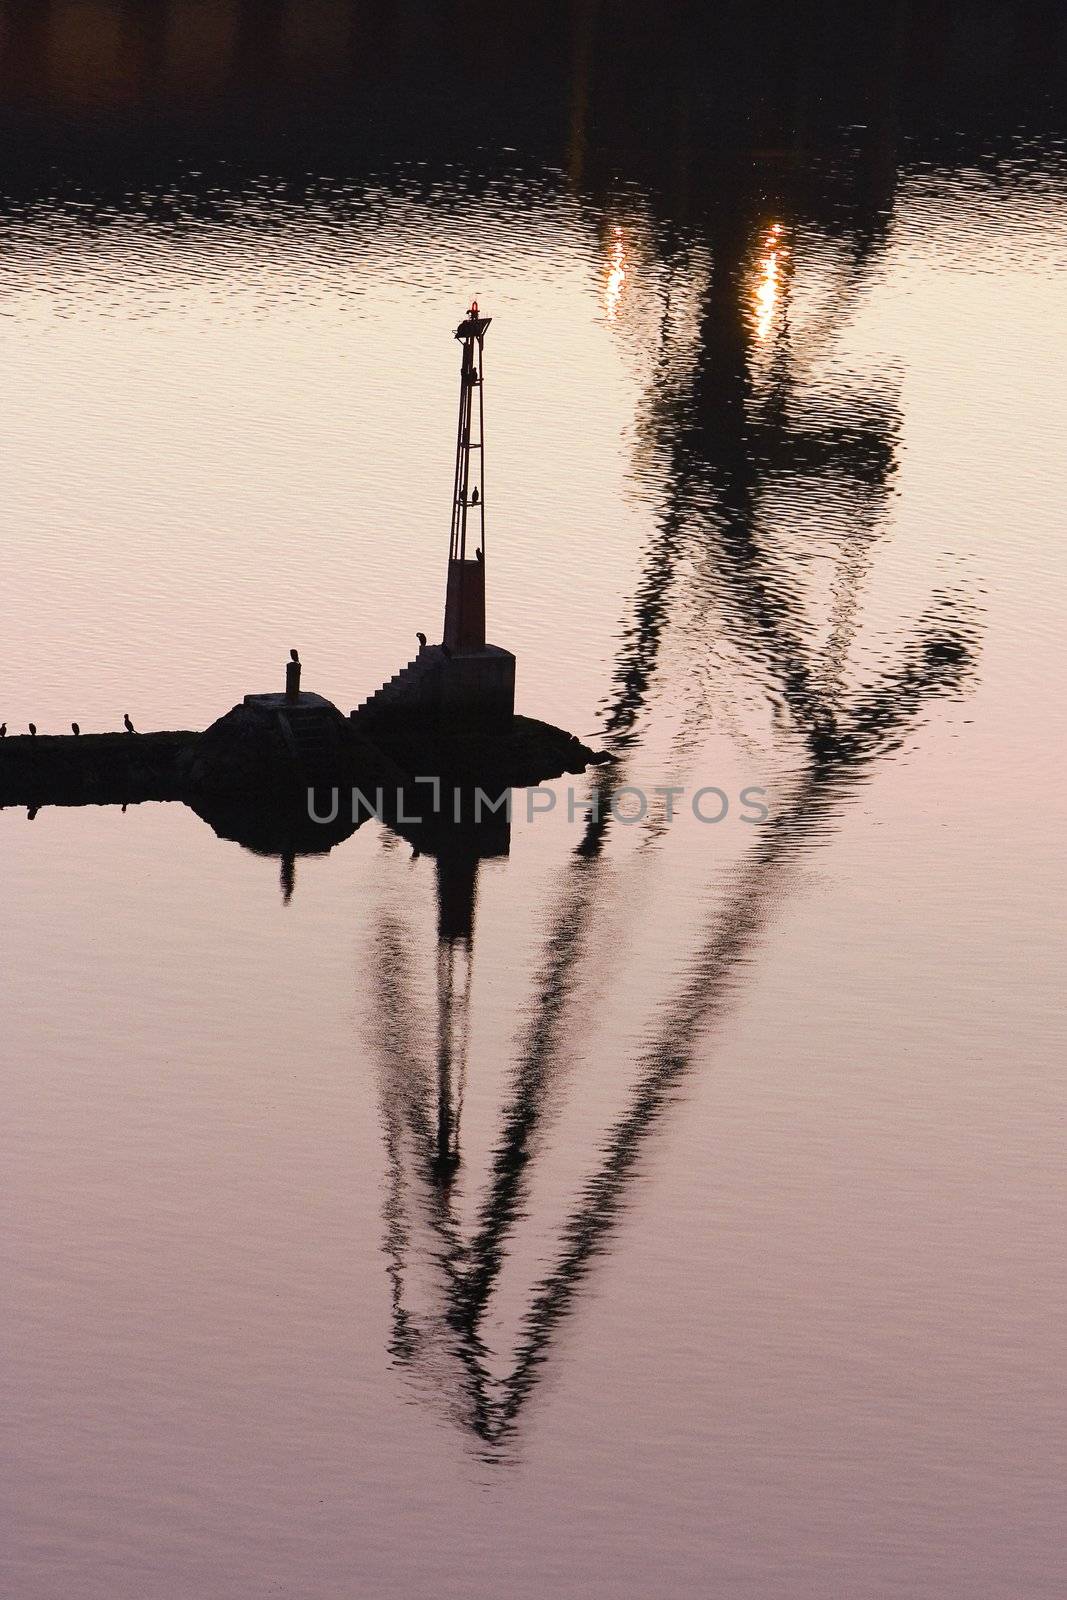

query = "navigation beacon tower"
[[351, 304, 515, 730], [435, 302, 515, 724], [444, 301, 490, 651]]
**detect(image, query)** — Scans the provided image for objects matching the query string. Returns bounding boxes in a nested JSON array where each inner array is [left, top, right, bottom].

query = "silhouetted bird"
[[71, 722, 80, 736], [475, 547, 483, 563], [0, 723, 5, 737], [123, 714, 135, 734], [416, 631, 427, 648], [28, 723, 36, 737], [290, 649, 299, 664], [471, 486, 479, 506]]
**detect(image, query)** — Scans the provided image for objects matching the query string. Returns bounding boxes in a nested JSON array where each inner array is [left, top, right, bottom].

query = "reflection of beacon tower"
[[430, 848, 478, 1188], [391, 821, 510, 1190], [440, 304, 516, 724]]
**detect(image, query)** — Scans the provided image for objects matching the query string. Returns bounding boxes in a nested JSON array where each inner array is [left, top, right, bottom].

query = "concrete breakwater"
[[0, 696, 602, 823]]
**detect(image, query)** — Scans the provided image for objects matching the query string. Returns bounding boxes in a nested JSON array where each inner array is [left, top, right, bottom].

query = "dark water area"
[[3, 5, 1066, 1597]]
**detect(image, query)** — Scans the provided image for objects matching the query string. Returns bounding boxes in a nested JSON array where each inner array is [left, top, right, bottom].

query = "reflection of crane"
[[580, 157, 901, 859], [373, 591, 979, 1450]]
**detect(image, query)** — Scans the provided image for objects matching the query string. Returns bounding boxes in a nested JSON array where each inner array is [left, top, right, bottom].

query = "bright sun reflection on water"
[[755, 223, 786, 339], [605, 225, 626, 319]]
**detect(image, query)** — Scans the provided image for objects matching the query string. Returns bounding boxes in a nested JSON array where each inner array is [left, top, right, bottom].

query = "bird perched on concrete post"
[[416, 632, 427, 649], [71, 722, 80, 736], [290, 649, 300, 664], [28, 723, 37, 736], [123, 714, 136, 734]]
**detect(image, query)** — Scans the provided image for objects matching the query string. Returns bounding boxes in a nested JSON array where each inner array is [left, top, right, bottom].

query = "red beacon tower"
[[444, 301, 491, 651]]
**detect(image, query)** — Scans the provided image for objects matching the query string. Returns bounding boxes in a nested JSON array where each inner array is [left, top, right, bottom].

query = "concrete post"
[[286, 659, 301, 702]]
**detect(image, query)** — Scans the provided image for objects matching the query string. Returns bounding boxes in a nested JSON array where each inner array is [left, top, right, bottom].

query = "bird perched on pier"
[[290, 649, 299, 664], [72, 722, 80, 736], [416, 631, 427, 649], [123, 714, 136, 734], [28, 723, 37, 737]]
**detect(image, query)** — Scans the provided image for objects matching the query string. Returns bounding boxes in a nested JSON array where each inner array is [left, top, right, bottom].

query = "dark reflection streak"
[[435, 941, 459, 1182], [578, 499, 684, 859], [374, 916, 429, 1365], [577, 259, 694, 857], [581, 255, 695, 848], [600, 504, 687, 749], [452, 948, 474, 1170], [372, 914, 465, 1366], [565, 243, 688, 760], [447, 860, 600, 1337]]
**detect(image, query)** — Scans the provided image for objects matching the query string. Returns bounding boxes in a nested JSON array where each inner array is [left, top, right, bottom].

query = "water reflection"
[[370, 146, 983, 1449], [373, 590, 977, 1454]]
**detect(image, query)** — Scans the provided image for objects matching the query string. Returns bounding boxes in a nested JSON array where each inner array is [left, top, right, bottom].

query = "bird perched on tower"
[[123, 714, 136, 734], [416, 632, 427, 649], [290, 649, 300, 664], [72, 722, 80, 736]]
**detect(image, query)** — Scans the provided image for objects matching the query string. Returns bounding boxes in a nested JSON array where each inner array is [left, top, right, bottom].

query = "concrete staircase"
[[278, 702, 344, 778], [351, 648, 442, 723]]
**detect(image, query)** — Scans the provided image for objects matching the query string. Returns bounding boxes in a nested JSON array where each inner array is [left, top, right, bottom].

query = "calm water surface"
[[2, 37, 1066, 1600]]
